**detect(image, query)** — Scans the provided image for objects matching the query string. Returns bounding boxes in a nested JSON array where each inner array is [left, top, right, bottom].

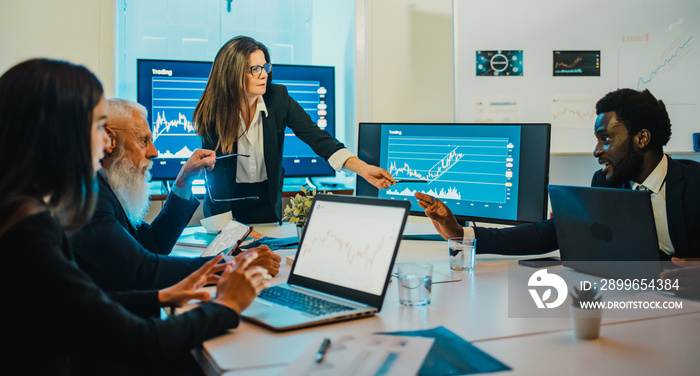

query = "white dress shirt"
[[235, 96, 355, 183], [631, 155, 674, 255], [236, 98, 268, 183]]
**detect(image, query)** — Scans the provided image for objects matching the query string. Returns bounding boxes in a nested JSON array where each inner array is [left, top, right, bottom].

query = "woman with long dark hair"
[[194, 35, 395, 223], [0, 59, 269, 374]]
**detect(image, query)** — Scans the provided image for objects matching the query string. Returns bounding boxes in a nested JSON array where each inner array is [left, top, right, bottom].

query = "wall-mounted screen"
[[357, 123, 551, 225], [476, 50, 524, 76], [137, 59, 336, 180], [553, 50, 600, 76]]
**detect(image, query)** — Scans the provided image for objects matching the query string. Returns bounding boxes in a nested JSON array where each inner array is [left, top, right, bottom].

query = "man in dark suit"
[[415, 89, 700, 260], [70, 99, 280, 293]]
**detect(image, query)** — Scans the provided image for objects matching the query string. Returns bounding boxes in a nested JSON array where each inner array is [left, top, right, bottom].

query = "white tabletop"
[[176, 220, 700, 375], [474, 313, 700, 376]]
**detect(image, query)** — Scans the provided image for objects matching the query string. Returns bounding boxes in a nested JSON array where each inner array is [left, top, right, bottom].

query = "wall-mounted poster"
[[476, 50, 523, 76]]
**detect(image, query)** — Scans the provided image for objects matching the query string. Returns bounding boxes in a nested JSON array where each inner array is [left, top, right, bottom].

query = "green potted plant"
[[569, 285, 603, 339], [282, 187, 329, 239]]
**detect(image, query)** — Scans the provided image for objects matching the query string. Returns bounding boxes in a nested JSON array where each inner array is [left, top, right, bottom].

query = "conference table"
[[173, 219, 700, 376]]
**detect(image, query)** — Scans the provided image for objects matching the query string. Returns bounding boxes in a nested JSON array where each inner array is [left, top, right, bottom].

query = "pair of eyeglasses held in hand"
[[204, 153, 259, 202]]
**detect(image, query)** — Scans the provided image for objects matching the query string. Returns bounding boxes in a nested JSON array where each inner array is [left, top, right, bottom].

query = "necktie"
[[635, 183, 674, 255]]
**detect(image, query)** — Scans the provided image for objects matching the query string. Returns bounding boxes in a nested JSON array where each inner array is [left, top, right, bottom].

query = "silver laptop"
[[242, 194, 411, 331], [548, 185, 662, 279]]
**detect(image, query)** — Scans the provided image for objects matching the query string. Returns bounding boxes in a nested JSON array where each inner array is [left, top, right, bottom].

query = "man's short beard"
[[608, 142, 644, 186], [105, 157, 153, 225]]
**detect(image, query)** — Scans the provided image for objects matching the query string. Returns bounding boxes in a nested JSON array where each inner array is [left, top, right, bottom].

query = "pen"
[[391, 179, 428, 183], [217, 153, 251, 159], [315, 338, 331, 363]]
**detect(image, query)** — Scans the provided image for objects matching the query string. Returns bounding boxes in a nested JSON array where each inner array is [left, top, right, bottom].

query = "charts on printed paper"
[[620, 35, 696, 101], [619, 33, 698, 151], [473, 95, 522, 123], [551, 95, 597, 130]]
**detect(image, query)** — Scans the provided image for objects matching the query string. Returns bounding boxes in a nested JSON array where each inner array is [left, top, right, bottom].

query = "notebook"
[[548, 185, 662, 279], [242, 194, 411, 331]]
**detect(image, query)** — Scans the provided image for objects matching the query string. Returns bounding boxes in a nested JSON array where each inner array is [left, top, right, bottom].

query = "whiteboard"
[[454, 0, 700, 153]]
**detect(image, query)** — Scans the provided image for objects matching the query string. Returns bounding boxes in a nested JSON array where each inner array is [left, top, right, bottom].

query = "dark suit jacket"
[[474, 157, 700, 259], [70, 172, 208, 292], [1, 209, 238, 374], [202, 84, 345, 220]]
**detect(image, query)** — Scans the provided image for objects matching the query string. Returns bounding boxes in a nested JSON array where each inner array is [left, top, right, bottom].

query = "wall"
[[358, 0, 699, 195], [3, 1, 697, 222], [0, 0, 116, 96], [356, 0, 455, 125], [453, 0, 700, 154]]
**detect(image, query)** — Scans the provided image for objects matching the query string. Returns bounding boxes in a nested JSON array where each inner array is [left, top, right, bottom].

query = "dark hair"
[[0, 59, 103, 230], [595, 88, 672, 149], [193, 35, 271, 154]]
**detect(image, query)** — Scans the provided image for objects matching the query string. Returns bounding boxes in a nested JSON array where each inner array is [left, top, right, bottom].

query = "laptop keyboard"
[[259, 286, 354, 316]]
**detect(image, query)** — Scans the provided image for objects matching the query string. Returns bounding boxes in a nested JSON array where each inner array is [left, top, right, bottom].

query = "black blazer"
[[70, 172, 208, 292], [474, 157, 700, 259], [202, 84, 345, 220], [1, 209, 238, 374]]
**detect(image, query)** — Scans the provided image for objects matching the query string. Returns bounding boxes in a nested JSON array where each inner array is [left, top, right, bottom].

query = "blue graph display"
[[151, 76, 205, 158], [137, 60, 336, 180], [273, 79, 330, 160], [378, 124, 521, 221], [150, 77, 328, 160]]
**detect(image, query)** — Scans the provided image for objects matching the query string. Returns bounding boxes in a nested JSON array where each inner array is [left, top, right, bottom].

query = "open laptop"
[[548, 185, 662, 279], [242, 194, 411, 331]]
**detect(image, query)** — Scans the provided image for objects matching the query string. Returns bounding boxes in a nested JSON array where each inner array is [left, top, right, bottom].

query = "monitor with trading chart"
[[356, 123, 551, 225], [137, 59, 336, 180]]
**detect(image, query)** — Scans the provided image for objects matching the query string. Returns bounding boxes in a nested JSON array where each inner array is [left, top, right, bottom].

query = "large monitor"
[[136, 59, 336, 180], [357, 123, 551, 225]]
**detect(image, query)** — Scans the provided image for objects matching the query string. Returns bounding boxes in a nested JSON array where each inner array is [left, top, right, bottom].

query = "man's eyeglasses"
[[204, 153, 259, 202], [249, 63, 272, 78]]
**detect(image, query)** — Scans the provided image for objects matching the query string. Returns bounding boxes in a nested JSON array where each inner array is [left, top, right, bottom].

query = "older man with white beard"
[[70, 99, 280, 293]]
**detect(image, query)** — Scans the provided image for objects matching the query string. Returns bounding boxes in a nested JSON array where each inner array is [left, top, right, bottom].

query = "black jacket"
[[202, 83, 345, 220], [70, 172, 208, 292], [0, 209, 238, 374], [473, 157, 700, 259]]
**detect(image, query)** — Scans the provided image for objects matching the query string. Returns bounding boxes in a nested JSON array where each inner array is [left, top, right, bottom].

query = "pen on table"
[[216, 153, 250, 159], [315, 338, 331, 363]]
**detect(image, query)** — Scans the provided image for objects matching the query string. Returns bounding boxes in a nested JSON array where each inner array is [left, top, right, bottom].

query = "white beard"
[[105, 158, 153, 225]]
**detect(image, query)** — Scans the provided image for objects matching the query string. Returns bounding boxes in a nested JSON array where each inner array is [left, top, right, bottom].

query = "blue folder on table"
[[380, 326, 510, 375]]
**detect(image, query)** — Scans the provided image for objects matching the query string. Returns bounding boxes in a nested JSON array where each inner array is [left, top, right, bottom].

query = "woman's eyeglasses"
[[204, 153, 259, 202], [249, 63, 272, 78]]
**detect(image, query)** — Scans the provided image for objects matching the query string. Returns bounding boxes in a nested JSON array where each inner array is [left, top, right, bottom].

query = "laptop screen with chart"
[[357, 123, 551, 225], [242, 194, 410, 331], [291, 198, 406, 296]]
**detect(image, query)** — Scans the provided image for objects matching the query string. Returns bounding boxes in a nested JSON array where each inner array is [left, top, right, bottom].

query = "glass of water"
[[448, 237, 476, 271], [396, 262, 433, 306]]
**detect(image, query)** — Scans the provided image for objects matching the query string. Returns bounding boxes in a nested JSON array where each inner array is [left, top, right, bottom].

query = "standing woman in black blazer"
[[0, 58, 269, 374], [194, 35, 395, 224]]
